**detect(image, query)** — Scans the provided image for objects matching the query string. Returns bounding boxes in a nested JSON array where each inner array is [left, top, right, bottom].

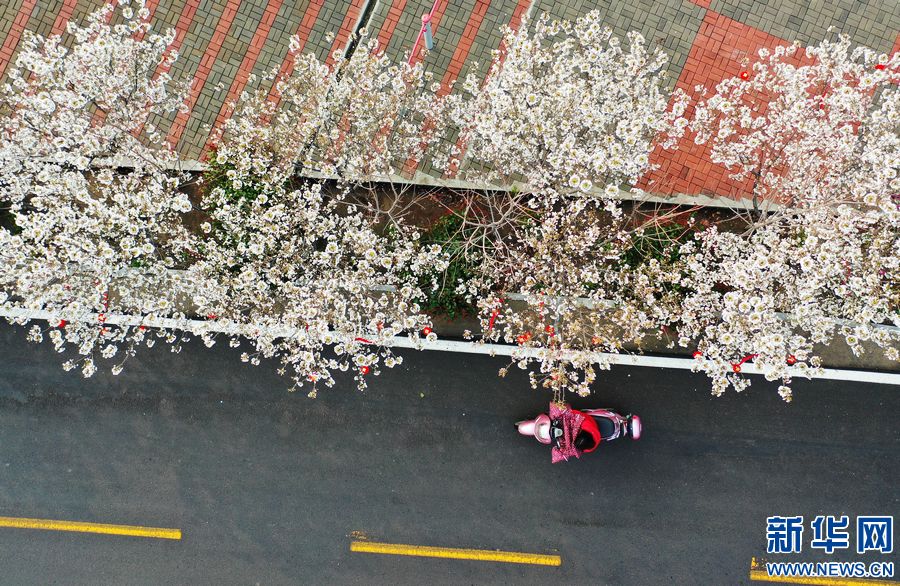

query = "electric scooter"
[[517, 408, 641, 445]]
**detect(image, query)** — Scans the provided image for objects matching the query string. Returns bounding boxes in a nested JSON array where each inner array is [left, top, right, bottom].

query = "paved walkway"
[[1, 0, 898, 198]]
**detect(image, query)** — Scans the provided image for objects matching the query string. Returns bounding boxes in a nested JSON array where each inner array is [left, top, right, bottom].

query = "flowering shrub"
[[415, 212, 479, 318]]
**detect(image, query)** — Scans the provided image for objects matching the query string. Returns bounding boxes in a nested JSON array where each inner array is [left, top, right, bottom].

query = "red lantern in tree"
[[732, 363, 741, 373], [57, 319, 67, 329], [360, 366, 370, 375], [422, 326, 433, 336], [692, 350, 702, 359], [545, 325, 555, 336], [786, 355, 797, 365], [739, 71, 750, 80], [875, 64, 887, 71]]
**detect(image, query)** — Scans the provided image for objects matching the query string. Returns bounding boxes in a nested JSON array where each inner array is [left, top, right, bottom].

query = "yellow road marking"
[[0, 516, 181, 540], [350, 540, 560, 566], [750, 558, 898, 586]]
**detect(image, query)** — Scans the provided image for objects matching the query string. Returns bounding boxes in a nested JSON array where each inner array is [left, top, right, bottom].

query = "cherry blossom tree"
[[185, 177, 446, 394], [434, 11, 689, 398], [0, 0, 196, 377], [210, 33, 449, 192], [192, 32, 450, 394], [678, 36, 900, 399]]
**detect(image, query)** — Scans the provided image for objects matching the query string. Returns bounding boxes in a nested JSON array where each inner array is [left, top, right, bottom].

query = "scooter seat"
[[592, 414, 618, 440]]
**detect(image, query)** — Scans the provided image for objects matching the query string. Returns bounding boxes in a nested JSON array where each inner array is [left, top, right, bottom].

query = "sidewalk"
[[1, 0, 897, 197]]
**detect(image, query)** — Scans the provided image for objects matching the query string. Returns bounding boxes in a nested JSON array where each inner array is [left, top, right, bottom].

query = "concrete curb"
[[2, 306, 898, 386]]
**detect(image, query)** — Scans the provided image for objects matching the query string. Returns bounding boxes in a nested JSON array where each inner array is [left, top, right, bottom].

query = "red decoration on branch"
[[786, 355, 797, 365], [731, 353, 758, 373], [422, 326, 433, 336], [354, 337, 374, 344], [875, 64, 887, 71], [516, 331, 532, 344], [207, 313, 217, 320], [739, 71, 750, 80], [57, 319, 67, 328], [692, 350, 703, 359], [359, 365, 370, 375], [488, 307, 500, 331], [545, 325, 555, 336]]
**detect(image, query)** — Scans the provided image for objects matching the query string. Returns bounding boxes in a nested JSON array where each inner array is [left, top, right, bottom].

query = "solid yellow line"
[[749, 569, 899, 586], [350, 541, 560, 566], [0, 516, 181, 540]]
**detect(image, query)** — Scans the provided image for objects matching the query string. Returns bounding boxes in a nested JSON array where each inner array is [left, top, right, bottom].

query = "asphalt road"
[[0, 322, 897, 585]]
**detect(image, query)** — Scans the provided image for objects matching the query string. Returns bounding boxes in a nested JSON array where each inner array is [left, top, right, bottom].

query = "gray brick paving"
[[709, 0, 900, 55]]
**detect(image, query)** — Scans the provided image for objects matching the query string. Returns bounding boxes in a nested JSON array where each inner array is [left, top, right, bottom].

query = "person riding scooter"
[[517, 402, 641, 462]]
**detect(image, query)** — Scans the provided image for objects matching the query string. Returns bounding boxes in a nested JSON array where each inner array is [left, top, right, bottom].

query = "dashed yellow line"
[[350, 540, 560, 566], [0, 516, 181, 540]]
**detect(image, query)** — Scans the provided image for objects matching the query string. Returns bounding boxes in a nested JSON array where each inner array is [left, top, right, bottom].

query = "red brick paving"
[[444, 0, 531, 177], [50, 0, 80, 36], [166, 0, 242, 148], [403, 0, 491, 175], [326, 0, 367, 65], [408, 0, 450, 66], [441, 0, 490, 95], [375, 0, 408, 54], [638, 11, 805, 198], [153, 0, 201, 79], [266, 0, 326, 105], [133, 0, 161, 39], [204, 0, 284, 153], [0, 0, 38, 80], [92, 0, 164, 127]]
